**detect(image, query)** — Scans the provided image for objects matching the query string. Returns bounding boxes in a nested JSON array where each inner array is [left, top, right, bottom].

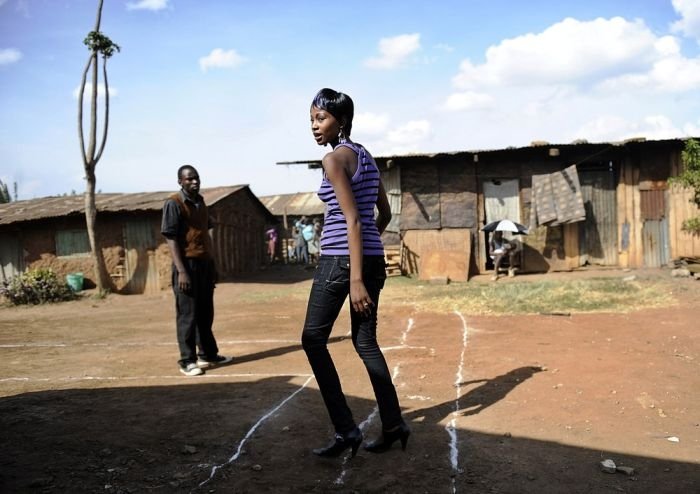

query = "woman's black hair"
[[311, 88, 354, 137]]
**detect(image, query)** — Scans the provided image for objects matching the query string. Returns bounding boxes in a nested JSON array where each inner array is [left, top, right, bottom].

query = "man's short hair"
[[177, 164, 198, 179]]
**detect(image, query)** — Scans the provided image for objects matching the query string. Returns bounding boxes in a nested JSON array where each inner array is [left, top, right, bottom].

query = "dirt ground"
[[1, 266, 699, 493]]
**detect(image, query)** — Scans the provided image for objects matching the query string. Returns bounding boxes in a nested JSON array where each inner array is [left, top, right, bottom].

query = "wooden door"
[[123, 219, 158, 294], [0, 236, 23, 282], [640, 189, 670, 267], [579, 167, 618, 266]]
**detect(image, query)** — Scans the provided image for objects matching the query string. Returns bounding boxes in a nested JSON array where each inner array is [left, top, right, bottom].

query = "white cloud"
[[364, 33, 421, 69], [671, 0, 700, 41], [575, 114, 682, 142], [386, 120, 432, 145], [452, 17, 667, 89], [0, 48, 22, 65], [598, 53, 700, 92], [443, 91, 494, 111], [126, 0, 169, 11], [450, 15, 700, 98], [73, 83, 118, 99], [684, 119, 700, 136], [199, 48, 246, 72], [353, 112, 390, 136]]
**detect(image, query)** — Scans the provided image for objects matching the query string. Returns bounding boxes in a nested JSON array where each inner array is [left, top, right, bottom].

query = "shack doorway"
[[123, 219, 159, 294], [482, 178, 521, 271], [579, 164, 618, 266]]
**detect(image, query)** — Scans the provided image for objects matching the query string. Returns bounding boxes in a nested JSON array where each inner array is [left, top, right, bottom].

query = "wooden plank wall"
[[617, 158, 643, 268], [210, 191, 268, 277], [669, 151, 700, 258], [563, 223, 580, 269], [401, 229, 471, 281]]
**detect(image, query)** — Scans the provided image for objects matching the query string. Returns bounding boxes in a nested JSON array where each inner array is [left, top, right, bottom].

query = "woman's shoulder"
[[322, 145, 357, 169]]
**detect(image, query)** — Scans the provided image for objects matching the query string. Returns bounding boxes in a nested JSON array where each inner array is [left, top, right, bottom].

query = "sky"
[[1, 0, 700, 201]]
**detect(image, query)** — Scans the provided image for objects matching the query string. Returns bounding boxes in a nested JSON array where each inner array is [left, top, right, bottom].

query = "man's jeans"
[[301, 255, 402, 434]]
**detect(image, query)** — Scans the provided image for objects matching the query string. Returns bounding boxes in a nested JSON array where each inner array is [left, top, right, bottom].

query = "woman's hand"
[[350, 279, 374, 316]]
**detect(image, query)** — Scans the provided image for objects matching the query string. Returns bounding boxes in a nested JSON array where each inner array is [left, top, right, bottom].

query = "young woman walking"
[[301, 88, 410, 458]]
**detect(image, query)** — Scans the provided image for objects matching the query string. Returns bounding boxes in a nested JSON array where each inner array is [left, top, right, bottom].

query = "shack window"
[[56, 230, 90, 257]]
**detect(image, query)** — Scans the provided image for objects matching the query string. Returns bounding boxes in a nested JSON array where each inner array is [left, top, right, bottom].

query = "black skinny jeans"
[[301, 255, 402, 434]]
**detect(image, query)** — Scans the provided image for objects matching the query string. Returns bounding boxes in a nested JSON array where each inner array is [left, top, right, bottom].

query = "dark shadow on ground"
[[232, 335, 346, 366], [1, 375, 697, 493], [403, 366, 545, 423]]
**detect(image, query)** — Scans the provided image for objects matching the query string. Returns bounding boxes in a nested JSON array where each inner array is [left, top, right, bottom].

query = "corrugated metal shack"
[[279, 137, 700, 281], [259, 191, 325, 227], [259, 192, 325, 262], [0, 186, 275, 293]]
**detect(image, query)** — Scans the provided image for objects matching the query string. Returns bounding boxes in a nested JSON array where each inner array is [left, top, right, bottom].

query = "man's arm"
[[164, 237, 191, 292], [161, 199, 191, 292]]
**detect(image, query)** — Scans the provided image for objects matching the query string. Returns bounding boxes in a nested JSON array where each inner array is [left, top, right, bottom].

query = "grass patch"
[[383, 277, 677, 315]]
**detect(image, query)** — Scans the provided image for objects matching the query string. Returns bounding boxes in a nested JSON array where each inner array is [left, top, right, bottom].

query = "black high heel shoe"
[[363, 422, 411, 453], [312, 427, 362, 458]]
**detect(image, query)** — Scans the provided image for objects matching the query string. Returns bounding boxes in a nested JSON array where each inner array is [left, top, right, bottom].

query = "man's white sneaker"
[[197, 355, 233, 369], [180, 362, 204, 376]]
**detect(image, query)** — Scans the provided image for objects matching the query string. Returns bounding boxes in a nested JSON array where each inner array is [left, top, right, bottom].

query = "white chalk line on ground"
[[447, 311, 469, 494], [406, 395, 431, 401], [333, 317, 413, 486], [196, 375, 315, 491], [0, 373, 313, 384], [0, 339, 301, 349], [400, 317, 415, 346]]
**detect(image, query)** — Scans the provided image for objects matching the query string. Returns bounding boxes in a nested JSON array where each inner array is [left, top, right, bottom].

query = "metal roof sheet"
[[276, 137, 694, 168], [0, 185, 248, 226], [258, 192, 325, 216]]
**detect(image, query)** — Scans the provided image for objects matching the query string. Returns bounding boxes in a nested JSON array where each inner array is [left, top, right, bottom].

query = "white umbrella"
[[481, 219, 529, 235]]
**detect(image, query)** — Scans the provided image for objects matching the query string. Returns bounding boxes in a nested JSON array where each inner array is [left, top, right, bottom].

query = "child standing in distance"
[[161, 165, 232, 376], [301, 88, 410, 457]]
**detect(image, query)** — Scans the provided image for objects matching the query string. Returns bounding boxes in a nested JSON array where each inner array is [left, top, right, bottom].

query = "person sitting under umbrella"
[[489, 231, 517, 281]]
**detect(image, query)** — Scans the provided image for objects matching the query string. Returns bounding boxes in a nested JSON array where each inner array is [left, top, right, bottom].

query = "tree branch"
[[86, 53, 99, 166], [77, 54, 94, 168], [95, 58, 110, 163], [94, 0, 103, 31]]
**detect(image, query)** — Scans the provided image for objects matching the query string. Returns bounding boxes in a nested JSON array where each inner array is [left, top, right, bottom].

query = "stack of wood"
[[384, 245, 402, 277], [681, 257, 700, 277], [670, 257, 700, 279]]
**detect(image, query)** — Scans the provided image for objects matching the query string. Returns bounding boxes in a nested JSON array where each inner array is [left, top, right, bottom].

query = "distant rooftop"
[[258, 191, 325, 217], [0, 186, 248, 226], [277, 137, 691, 169]]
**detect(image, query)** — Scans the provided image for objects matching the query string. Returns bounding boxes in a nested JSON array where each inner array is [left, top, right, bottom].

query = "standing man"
[[161, 165, 232, 376]]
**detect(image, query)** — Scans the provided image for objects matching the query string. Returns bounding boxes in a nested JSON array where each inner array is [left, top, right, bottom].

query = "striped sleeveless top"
[[318, 142, 384, 256]]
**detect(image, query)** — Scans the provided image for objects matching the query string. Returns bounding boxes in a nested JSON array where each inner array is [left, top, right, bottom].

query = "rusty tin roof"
[[0, 185, 248, 226]]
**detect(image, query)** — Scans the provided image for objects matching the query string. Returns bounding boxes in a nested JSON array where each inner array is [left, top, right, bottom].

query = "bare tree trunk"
[[84, 166, 110, 290], [78, 0, 112, 292]]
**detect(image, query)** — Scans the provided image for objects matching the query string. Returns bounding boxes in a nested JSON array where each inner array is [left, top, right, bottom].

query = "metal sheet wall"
[[0, 236, 23, 282], [579, 168, 618, 266], [642, 218, 670, 267], [123, 219, 159, 294], [640, 189, 666, 221]]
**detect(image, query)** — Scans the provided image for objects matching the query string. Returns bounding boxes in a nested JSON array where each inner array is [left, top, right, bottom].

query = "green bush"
[[0, 268, 78, 305]]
